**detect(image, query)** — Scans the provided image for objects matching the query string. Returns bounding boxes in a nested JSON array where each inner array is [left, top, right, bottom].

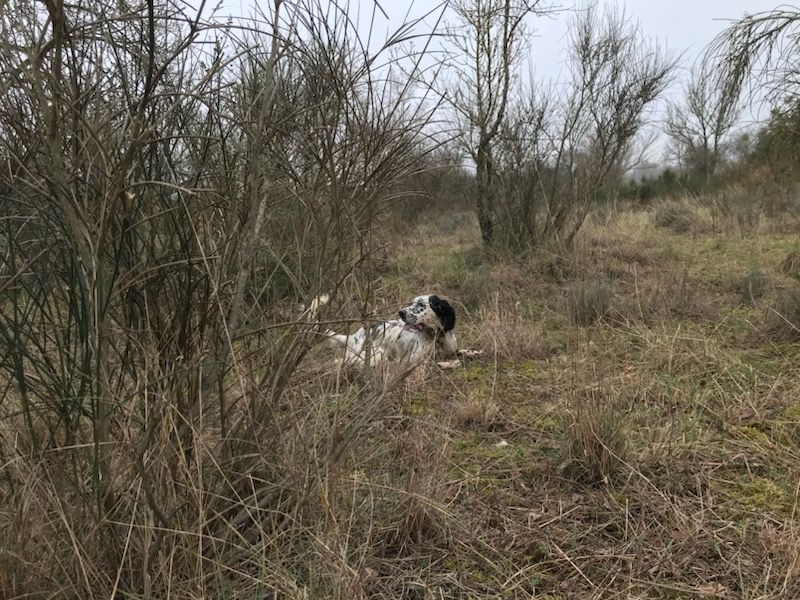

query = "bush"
[[567, 280, 613, 325], [735, 270, 770, 305], [654, 201, 694, 233]]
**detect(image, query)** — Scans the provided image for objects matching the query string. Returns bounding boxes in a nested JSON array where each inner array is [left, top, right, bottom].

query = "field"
[[3, 198, 800, 600], [3, 0, 800, 594], [298, 201, 800, 599]]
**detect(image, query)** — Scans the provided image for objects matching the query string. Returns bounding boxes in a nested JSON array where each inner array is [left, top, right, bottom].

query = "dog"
[[312, 294, 457, 367]]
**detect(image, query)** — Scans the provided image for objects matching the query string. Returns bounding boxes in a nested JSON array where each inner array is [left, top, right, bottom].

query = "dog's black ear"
[[429, 295, 455, 332]]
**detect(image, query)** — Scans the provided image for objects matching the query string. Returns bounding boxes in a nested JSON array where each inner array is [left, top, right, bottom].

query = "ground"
[[3, 201, 800, 599], [324, 204, 800, 598]]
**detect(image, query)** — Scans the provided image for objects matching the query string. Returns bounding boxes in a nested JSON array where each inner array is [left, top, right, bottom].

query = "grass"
[[4, 203, 800, 598], [566, 279, 614, 325], [654, 199, 695, 233], [366, 204, 800, 598]]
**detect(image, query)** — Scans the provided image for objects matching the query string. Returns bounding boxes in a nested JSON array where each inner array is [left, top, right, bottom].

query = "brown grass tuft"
[[767, 285, 800, 340], [560, 390, 629, 485], [452, 397, 500, 429], [781, 250, 800, 279], [654, 200, 695, 233], [567, 280, 613, 325]]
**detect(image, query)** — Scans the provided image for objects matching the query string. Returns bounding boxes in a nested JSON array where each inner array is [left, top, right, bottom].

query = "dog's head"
[[399, 294, 456, 333]]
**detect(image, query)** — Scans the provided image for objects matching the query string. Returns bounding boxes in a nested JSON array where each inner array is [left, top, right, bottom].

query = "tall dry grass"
[[0, 0, 450, 596]]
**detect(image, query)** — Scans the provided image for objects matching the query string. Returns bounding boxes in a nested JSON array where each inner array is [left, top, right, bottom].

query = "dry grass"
[[566, 279, 614, 325], [781, 250, 800, 279], [735, 270, 771, 305], [768, 285, 800, 341], [560, 389, 629, 484], [5, 199, 800, 598], [654, 199, 696, 233]]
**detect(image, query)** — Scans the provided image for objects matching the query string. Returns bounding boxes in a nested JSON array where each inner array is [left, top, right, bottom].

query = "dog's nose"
[[399, 309, 407, 319]]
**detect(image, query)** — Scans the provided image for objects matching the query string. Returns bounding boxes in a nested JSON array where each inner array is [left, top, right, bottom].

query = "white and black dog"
[[313, 294, 457, 367]]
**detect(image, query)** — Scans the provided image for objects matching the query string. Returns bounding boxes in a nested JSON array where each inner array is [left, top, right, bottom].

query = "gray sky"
[[533, 1, 779, 109], [368, 1, 781, 162], [376, 1, 780, 102], [218, 0, 783, 162]]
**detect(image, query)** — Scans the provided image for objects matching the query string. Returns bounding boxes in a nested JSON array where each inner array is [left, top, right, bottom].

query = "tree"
[[709, 8, 800, 109], [666, 64, 740, 181], [446, 0, 549, 246], [0, 0, 443, 594], [491, 5, 676, 248]]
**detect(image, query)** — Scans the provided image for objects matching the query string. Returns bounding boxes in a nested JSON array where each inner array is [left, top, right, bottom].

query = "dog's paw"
[[456, 349, 483, 360], [437, 359, 461, 370]]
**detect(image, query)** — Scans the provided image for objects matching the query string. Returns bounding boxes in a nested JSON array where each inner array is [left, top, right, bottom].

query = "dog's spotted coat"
[[317, 294, 457, 366]]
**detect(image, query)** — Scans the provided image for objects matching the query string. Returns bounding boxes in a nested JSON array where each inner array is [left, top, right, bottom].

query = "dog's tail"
[[300, 293, 330, 320], [301, 293, 344, 349]]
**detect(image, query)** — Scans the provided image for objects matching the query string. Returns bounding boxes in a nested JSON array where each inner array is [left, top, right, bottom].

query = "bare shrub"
[[708, 8, 800, 113], [567, 280, 613, 325], [665, 62, 740, 181], [0, 0, 443, 596], [445, 0, 552, 246], [490, 5, 676, 250], [445, 2, 675, 250]]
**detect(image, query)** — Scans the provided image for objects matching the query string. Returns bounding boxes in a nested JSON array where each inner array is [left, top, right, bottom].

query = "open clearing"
[[303, 205, 800, 598]]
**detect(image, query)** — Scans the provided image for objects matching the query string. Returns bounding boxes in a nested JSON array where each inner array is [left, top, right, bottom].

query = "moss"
[[783, 403, 800, 421], [442, 555, 504, 588], [507, 359, 540, 379], [726, 476, 789, 513], [536, 415, 563, 434], [463, 363, 495, 383], [738, 423, 770, 441], [407, 395, 432, 416]]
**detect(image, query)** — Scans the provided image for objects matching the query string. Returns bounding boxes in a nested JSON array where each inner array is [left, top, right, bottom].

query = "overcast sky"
[[377, 1, 780, 104], [219, 0, 784, 162], [358, 1, 781, 162], [369, 1, 780, 79]]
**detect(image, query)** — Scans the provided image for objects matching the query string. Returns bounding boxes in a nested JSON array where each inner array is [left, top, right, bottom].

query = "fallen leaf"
[[737, 406, 756, 421], [697, 582, 728, 597]]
